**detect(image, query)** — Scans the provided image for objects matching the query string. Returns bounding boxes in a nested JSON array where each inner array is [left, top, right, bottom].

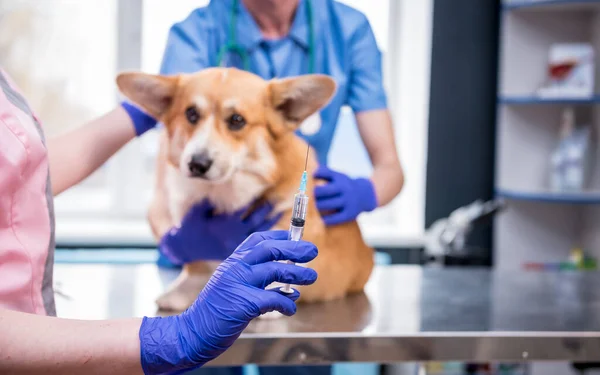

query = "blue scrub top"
[[160, 0, 387, 165]]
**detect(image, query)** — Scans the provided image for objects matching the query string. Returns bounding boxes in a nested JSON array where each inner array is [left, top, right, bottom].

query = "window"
[[29, 0, 431, 248], [141, 0, 210, 74], [0, 0, 118, 217]]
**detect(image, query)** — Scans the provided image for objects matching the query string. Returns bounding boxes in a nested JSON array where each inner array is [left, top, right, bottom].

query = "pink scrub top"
[[0, 68, 56, 316]]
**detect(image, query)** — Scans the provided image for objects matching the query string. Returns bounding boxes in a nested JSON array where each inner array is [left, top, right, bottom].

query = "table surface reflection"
[[53, 264, 600, 365]]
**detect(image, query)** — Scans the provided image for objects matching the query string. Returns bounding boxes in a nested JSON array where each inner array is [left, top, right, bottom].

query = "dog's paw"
[[156, 290, 195, 312], [156, 273, 208, 312]]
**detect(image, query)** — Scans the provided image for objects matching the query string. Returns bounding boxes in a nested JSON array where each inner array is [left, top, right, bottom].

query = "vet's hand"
[[140, 231, 318, 374], [121, 101, 158, 136], [314, 166, 378, 226], [159, 200, 282, 265]]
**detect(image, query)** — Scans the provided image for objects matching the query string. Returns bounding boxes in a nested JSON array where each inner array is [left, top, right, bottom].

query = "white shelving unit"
[[496, 0, 600, 269]]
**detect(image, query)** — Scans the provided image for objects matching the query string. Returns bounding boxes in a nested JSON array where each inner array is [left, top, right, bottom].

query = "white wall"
[[385, 0, 433, 242]]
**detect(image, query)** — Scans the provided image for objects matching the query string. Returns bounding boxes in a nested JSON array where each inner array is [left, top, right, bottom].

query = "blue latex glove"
[[140, 230, 318, 374], [159, 200, 282, 265], [314, 166, 378, 226], [121, 101, 158, 136]]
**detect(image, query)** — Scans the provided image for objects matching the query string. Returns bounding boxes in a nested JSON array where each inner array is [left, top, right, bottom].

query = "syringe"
[[281, 148, 310, 294]]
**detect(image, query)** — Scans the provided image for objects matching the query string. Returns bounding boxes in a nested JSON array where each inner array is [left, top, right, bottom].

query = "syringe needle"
[[304, 144, 309, 171]]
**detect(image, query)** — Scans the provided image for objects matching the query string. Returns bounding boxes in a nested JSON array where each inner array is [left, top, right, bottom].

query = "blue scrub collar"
[[232, 0, 264, 52], [219, 0, 319, 52], [288, 0, 310, 50]]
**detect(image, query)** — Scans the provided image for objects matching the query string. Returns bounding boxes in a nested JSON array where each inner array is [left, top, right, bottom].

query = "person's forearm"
[[0, 309, 143, 375], [355, 109, 404, 207], [370, 159, 404, 207], [47, 107, 136, 196]]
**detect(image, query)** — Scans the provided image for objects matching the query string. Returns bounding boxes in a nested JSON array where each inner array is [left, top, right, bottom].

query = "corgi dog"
[[116, 68, 374, 312]]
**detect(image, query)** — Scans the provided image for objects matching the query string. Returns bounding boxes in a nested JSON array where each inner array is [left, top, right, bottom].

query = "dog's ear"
[[267, 75, 336, 135], [116, 72, 178, 119]]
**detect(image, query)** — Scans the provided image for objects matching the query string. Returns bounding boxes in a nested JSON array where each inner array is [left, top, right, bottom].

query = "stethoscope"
[[217, 0, 315, 74], [216, 0, 321, 136]]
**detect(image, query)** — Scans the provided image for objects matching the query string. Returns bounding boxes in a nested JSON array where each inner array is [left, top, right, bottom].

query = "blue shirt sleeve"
[[346, 14, 388, 113], [160, 9, 212, 75]]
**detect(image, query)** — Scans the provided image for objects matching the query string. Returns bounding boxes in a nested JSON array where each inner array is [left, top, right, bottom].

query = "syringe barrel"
[[280, 192, 309, 295], [288, 224, 304, 242], [288, 193, 307, 242], [291, 192, 309, 226]]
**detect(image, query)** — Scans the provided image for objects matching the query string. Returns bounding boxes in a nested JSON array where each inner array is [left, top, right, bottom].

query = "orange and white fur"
[[116, 68, 374, 312]]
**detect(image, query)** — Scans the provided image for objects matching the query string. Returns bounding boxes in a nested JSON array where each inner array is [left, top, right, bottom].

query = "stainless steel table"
[[53, 264, 600, 366]]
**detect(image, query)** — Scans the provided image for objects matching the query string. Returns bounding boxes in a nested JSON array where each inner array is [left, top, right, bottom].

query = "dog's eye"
[[185, 106, 200, 125], [227, 113, 246, 131]]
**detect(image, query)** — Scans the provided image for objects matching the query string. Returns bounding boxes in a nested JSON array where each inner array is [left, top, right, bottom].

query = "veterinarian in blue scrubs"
[[146, 1, 404, 375], [156, 0, 404, 263]]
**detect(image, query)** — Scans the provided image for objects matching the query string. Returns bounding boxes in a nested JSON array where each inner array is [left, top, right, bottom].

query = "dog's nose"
[[188, 153, 213, 177]]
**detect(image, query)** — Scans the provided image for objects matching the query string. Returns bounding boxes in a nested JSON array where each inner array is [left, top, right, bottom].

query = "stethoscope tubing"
[[218, 0, 315, 74]]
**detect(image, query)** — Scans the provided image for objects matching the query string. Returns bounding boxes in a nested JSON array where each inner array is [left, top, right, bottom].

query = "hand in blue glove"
[[314, 166, 378, 226], [121, 101, 158, 136], [140, 230, 318, 374], [159, 200, 282, 265]]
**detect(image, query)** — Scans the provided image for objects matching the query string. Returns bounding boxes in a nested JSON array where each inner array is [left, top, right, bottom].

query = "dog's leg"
[[298, 221, 374, 303], [345, 224, 375, 294], [156, 262, 217, 311], [150, 130, 214, 311]]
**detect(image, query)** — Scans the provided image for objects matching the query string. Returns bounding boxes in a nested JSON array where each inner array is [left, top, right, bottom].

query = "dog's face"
[[117, 68, 336, 184]]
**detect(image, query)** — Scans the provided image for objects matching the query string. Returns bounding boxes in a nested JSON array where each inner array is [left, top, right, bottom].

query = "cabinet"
[[496, 0, 600, 268]]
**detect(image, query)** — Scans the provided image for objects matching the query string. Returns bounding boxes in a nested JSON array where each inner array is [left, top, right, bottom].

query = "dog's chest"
[[165, 165, 270, 224]]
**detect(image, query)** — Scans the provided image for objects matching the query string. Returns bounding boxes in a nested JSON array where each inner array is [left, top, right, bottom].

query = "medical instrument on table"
[[217, 0, 315, 73], [424, 199, 505, 265], [281, 145, 311, 293]]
